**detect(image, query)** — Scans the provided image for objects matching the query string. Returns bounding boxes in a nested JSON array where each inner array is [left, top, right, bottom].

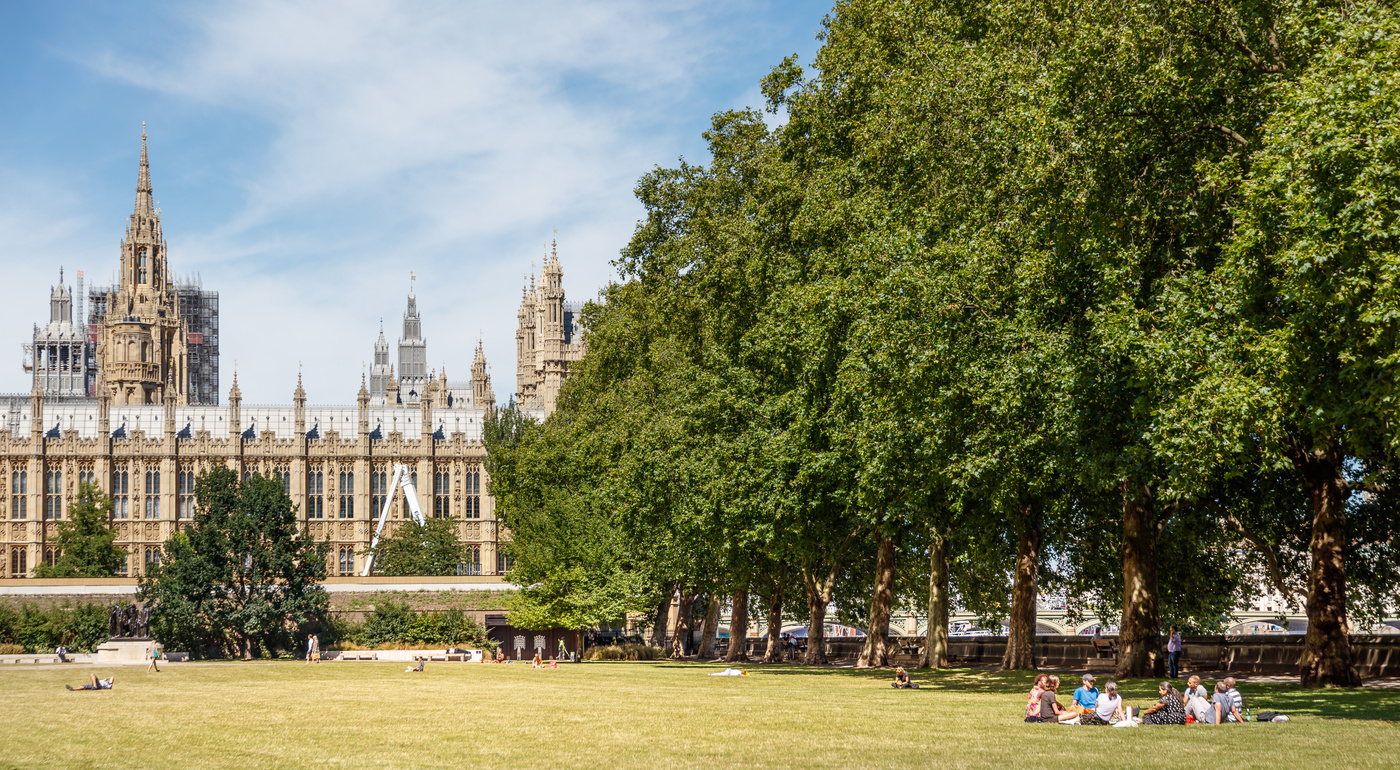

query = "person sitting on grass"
[[891, 667, 917, 689], [66, 675, 114, 691], [495, 648, 505, 664], [1025, 673, 1050, 720], [1184, 674, 1208, 702], [532, 652, 543, 669], [404, 659, 425, 673], [1212, 681, 1240, 724], [1139, 681, 1187, 725], [1071, 674, 1099, 715], [1028, 675, 1079, 723], [1081, 681, 1123, 725], [1184, 681, 1215, 724], [1224, 677, 1245, 722]]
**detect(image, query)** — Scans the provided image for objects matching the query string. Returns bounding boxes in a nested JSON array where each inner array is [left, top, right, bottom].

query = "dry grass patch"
[[1, 662, 1396, 768]]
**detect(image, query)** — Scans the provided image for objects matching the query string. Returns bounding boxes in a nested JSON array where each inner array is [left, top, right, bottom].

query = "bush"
[[584, 644, 665, 661], [0, 602, 112, 653], [0, 643, 24, 654], [361, 600, 415, 648]]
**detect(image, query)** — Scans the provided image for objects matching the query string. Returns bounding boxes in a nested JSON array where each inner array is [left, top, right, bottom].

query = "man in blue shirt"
[[1072, 673, 1100, 714]]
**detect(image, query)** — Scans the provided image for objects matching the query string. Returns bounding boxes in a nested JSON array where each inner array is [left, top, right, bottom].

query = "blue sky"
[[0, 1, 829, 403]]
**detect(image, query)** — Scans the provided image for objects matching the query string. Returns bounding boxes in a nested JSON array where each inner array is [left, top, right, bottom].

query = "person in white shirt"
[[1082, 681, 1124, 725], [1224, 677, 1245, 722]]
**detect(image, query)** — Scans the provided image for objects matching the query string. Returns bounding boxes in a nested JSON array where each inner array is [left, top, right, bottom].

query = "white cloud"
[[1, 0, 817, 403]]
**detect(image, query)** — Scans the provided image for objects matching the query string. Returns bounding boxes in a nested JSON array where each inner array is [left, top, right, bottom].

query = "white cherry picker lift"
[[361, 463, 427, 577]]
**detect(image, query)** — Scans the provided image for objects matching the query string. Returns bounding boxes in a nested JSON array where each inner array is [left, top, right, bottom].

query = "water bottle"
[[1245, 708, 1252, 722]]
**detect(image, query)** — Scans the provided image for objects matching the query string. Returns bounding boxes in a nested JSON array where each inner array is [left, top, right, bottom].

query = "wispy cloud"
[[0, 0, 825, 402]]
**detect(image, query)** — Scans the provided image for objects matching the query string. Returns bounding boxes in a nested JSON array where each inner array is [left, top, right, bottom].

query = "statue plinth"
[[95, 638, 158, 665]]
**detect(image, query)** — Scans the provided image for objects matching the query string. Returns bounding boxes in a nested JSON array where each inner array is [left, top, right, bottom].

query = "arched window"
[[112, 467, 129, 519], [338, 470, 354, 519], [10, 548, 27, 576], [307, 467, 324, 519], [138, 251, 149, 284], [178, 468, 196, 519], [370, 466, 388, 520], [338, 547, 354, 575], [10, 470, 27, 520], [44, 470, 61, 520], [144, 469, 160, 518], [433, 468, 450, 518]]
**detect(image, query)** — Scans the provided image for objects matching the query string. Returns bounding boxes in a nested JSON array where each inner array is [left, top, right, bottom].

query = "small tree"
[[139, 468, 329, 659], [365, 517, 468, 576], [34, 483, 124, 578]]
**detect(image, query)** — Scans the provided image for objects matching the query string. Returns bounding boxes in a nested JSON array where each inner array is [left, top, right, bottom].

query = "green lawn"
[[2, 661, 1397, 768]]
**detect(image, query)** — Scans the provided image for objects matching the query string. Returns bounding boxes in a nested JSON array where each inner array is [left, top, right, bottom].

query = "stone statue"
[[107, 603, 152, 639], [108, 604, 121, 637], [136, 605, 152, 638]]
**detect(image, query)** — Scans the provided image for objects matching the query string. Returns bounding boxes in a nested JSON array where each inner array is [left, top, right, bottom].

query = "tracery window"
[[338, 469, 354, 519], [138, 251, 149, 284], [11, 548, 27, 576], [275, 464, 291, 495], [400, 470, 418, 519], [112, 466, 129, 519], [178, 467, 196, 519], [465, 467, 481, 519], [338, 546, 355, 576], [144, 468, 161, 519], [433, 468, 450, 518], [371, 465, 388, 520], [45, 470, 62, 520], [11, 469, 28, 520], [77, 464, 96, 490], [496, 551, 514, 575], [306, 465, 324, 519], [144, 547, 161, 570], [44, 547, 59, 568], [459, 545, 481, 576]]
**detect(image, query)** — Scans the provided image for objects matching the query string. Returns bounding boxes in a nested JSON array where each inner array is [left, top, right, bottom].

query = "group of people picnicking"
[[1025, 673, 1259, 726]]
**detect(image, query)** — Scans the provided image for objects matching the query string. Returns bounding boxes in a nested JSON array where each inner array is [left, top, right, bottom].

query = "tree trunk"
[[670, 587, 695, 659], [1116, 480, 1162, 678], [649, 584, 674, 649], [763, 589, 784, 663], [1001, 504, 1041, 670], [858, 533, 897, 668], [801, 564, 839, 666], [697, 592, 721, 659], [726, 588, 750, 662], [920, 528, 949, 669], [1295, 447, 1361, 687]]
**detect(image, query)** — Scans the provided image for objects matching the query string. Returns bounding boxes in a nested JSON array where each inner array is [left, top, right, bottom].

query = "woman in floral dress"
[[1140, 681, 1187, 725]]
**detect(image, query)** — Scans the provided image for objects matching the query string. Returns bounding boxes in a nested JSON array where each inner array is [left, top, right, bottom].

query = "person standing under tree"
[[1166, 626, 1182, 679]]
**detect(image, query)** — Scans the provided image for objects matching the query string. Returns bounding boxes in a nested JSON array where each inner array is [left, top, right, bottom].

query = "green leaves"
[[33, 482, 124, 579]]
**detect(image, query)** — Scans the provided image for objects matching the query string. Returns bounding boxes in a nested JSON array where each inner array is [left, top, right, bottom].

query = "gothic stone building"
[[515, 242, 586, 416], [0, 130, 530, 580]]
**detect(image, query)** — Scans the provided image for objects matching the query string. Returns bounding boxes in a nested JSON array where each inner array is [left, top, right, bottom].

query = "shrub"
[[362, 600, 415, 648], [584, 644, 665, 661], [0, 643, 24, 654]]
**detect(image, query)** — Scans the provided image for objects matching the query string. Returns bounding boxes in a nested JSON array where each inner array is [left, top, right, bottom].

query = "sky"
[[0, 0, 829, 404]]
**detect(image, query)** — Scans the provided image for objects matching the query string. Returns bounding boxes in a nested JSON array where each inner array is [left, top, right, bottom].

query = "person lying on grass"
[[891, 667, 918, 689], [66, 675, 114, 691]]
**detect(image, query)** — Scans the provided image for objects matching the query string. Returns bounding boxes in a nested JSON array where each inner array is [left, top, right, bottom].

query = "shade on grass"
[[2, 662, 1397, 768]]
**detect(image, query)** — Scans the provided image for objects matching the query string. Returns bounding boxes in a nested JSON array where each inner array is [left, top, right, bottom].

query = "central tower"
[[397, 279, 427, 404], [96, 127, 189, 405]]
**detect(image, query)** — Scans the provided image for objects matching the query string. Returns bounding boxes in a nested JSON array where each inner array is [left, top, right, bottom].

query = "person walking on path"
[[1166, 626, 1182, 679], [146, 642, 160, 673]]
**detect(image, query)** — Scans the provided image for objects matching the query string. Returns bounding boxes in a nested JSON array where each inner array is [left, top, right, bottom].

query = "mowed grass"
[[2, 661, 1397, 769]]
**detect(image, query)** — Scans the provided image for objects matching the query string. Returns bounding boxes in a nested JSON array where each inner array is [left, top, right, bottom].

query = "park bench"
[[339, 652, 378, 661], [1091, 638, 1117, 659]]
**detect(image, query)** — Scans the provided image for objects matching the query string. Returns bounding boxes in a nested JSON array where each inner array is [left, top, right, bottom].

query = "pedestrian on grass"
[[1166, 626, 1182, 679], [146, 642, 160, 673]]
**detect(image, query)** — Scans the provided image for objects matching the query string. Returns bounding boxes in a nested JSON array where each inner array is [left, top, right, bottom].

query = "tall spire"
[[136, 123, 154, 216]]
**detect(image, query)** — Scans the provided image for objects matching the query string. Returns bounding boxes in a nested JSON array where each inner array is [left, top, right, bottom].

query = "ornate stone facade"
[[0, 128, 511, 580], [0, 375, 503, 578], [515, 241, 586, 416]]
